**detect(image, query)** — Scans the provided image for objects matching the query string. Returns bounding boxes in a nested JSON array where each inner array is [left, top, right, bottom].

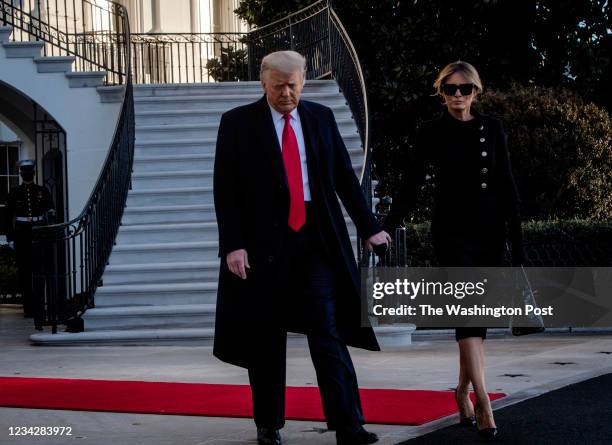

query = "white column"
[[190, 0, 199, 33], [150, 0, 162, 32]]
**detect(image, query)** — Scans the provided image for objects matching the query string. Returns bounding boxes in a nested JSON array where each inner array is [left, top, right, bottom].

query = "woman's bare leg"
[[458, 337, 496, 429], [456, 346, 474, 418]]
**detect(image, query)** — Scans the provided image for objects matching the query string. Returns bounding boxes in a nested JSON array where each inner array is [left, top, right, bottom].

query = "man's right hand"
[[226, 249, 250, 280]]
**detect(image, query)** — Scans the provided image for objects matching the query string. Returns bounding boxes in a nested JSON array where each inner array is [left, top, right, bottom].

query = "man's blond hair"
[[260, 50, 307, 79]]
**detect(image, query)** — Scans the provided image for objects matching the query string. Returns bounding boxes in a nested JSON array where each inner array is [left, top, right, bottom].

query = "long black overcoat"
[[213, 95, 381, 368]]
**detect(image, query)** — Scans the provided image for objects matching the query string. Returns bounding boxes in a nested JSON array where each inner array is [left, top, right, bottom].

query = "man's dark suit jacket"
[[213, 95, 381, 368]]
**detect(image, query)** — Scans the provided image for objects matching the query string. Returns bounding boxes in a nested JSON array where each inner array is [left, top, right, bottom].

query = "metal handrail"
[[248, 0, 327, 33], [0, 0, 131, 85], [328, 8, 369, 183]]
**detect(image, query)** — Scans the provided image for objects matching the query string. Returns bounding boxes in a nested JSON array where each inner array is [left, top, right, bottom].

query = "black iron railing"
[[131, 32, 249, 84], [32, 85, 134, 333], [1, 0, 129, 84], [0, 0, 137, 333], [246, 1, 331, 80]]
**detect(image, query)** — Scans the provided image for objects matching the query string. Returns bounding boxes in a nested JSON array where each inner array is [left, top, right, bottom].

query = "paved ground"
[[1, 304, 612, 444], [401, 373, 612, 445]]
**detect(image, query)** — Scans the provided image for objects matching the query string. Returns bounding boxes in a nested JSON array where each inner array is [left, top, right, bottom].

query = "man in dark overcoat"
[[213, 50, 390, 445]]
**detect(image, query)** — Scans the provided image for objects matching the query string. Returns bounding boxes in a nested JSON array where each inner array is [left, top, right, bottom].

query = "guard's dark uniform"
[[5, 180, 55, 325]]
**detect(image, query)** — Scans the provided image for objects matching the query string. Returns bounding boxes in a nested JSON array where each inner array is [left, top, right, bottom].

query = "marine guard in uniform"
[[4, 159, 55, 330]]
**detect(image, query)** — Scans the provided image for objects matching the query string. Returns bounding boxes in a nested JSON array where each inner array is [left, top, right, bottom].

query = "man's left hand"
[[365, 231, 392, 253]]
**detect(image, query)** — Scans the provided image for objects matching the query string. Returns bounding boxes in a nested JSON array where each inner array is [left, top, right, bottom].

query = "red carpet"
[[0, 377, 505, 425]]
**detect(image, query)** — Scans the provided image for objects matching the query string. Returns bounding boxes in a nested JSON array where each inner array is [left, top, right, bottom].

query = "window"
[[0, 144, 20, 206]]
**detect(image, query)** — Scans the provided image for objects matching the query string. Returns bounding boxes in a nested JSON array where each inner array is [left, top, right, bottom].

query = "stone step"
[[97, 85, 126, 103], [134, 153, 216, 172], [65, 71, 107, 88], [134, 138, 217, 157], [135, 105, 352, 125], [133, 138, 363, 158], [133, 149, 364, 173], [3, 40, 45, 58], [29, 326, 414, 347], [126, 186, 212, 206], [134, 132, 363, 155], [0, 25, 12, 44], [134, 119, 359, 141], [133, 80, 339, 97], [122, 204, 216, 225], [30, 327, 217, 346], [108, 240, 218, 265], [108, 235, 358, 266], [33, 55, 75, 73], [134, 93, 347, 112], [116, 222, 217, 244], [102, 260, 220, 286], [83, 304, 217, 331], [130, 165, 361, 190], [131, 169, 212, 189], [94, 282, 217, 306], [120, 205, 352, 230]]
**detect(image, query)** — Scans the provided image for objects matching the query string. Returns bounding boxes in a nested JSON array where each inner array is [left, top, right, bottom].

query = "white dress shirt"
[[268, 104, 312, 201]]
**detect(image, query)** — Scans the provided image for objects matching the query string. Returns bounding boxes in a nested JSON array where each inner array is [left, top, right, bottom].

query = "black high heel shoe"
[[454, 387, 476, 427], [474, 403, 498, 440]]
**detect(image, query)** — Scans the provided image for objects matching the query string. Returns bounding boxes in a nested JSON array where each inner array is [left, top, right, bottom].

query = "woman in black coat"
[[384, 61, 524, 439]]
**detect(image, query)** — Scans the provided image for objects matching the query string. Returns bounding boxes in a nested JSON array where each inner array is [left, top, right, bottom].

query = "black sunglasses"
[[441, 83, 474, 96]]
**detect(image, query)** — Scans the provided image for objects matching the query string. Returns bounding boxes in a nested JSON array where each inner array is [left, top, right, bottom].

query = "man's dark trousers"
[[14, 220, 45, 323], [247, 204, 365, 432]]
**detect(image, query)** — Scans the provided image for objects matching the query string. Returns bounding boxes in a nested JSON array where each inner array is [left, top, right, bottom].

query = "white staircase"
[[0, 25, 125, 219], [30, 81, 414, 346]]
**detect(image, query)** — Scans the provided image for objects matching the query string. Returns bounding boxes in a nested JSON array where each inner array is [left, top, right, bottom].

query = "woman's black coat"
[[384, 108, 524, 263]]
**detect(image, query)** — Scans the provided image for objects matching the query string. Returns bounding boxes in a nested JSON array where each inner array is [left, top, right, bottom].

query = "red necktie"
[[282, 113, 305, 231]]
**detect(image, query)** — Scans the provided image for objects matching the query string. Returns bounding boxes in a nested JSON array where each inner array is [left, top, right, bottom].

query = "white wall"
[[0, 122, 18, 142], [0, 47, 123, 221]]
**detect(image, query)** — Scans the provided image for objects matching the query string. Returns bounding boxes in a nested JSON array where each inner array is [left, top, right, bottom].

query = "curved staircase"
[[0, 25, 125, 217], [31, 80, 414, 346]]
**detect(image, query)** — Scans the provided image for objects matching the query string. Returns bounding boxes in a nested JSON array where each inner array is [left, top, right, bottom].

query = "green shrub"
[[206, 46, 249, 82], [393, 220, 612, 267], [479, 85, 612, 220]]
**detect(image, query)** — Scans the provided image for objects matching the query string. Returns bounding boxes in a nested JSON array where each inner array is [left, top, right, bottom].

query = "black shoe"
[[459, 416, 476, 427], [257, 427, 281, 445], [475, 404, 498, 441], [478, 427, 498, 440], [336, 427, 378, 445], [454, 387, 476, 427]]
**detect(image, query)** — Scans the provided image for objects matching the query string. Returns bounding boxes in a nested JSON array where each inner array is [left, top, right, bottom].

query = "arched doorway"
[[0, 81, 68, 310]]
